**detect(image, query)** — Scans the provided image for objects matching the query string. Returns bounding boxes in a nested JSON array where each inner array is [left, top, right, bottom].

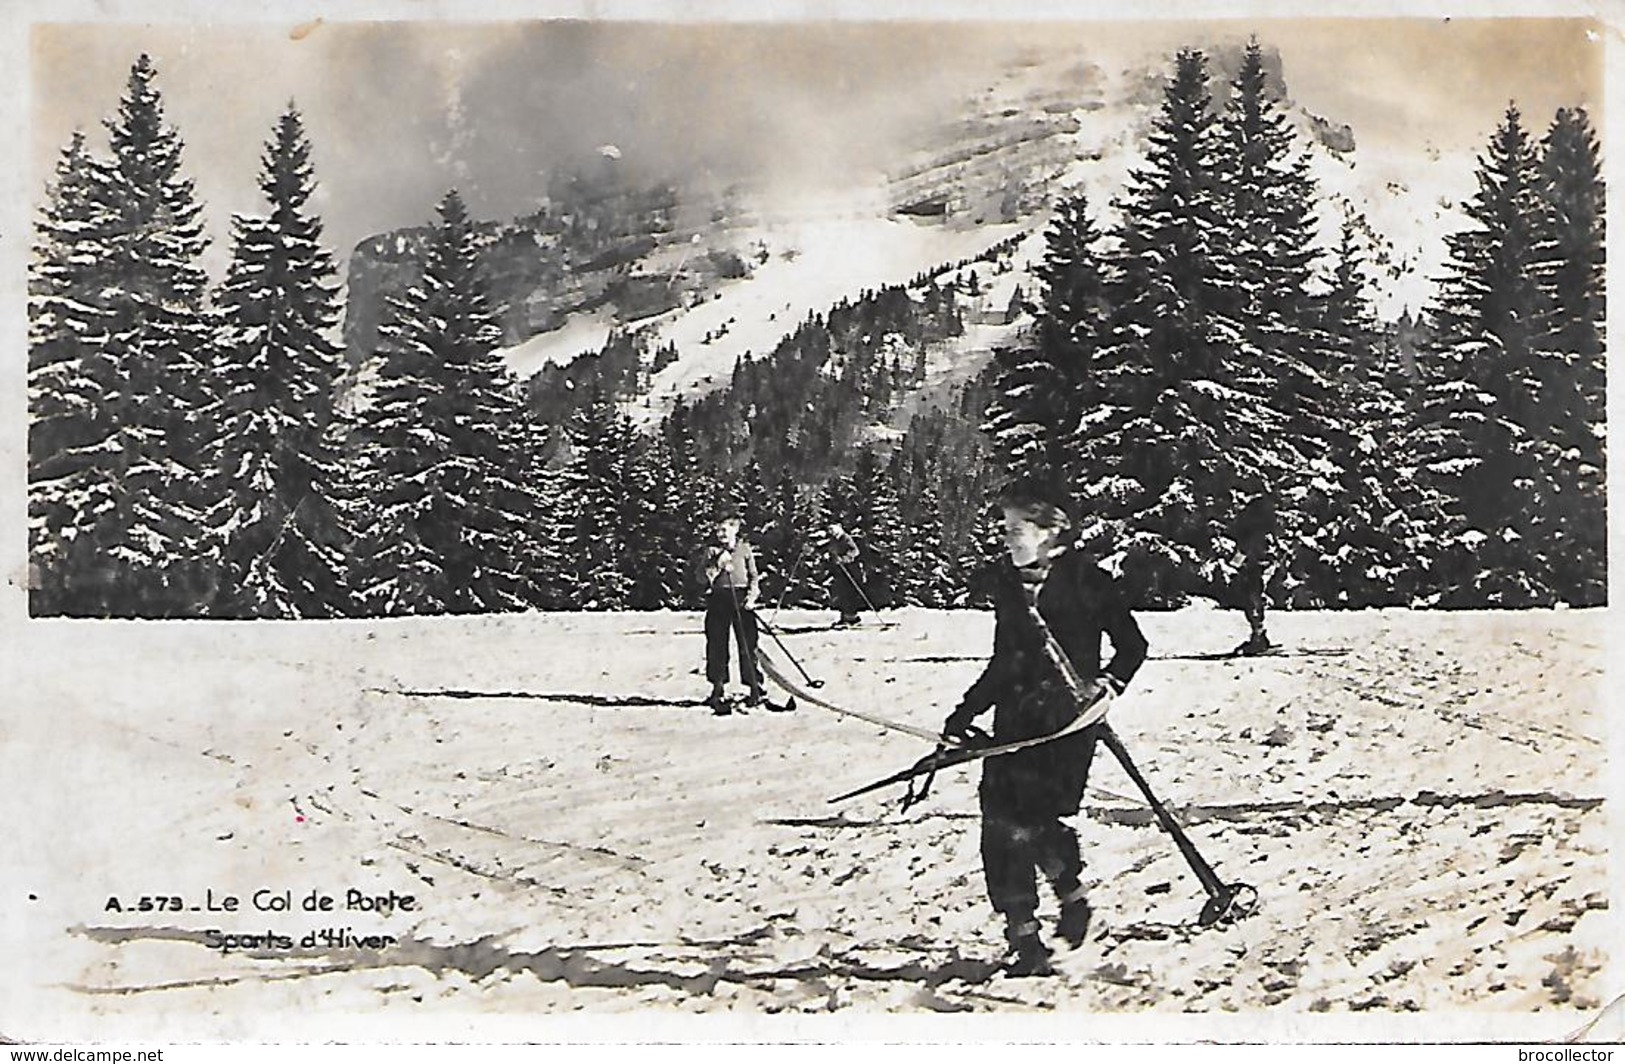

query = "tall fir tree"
[[1211, 40, 1352, 627], [735, 460, 775, 547], [761, 473, 822, 609], [1538, 108, 1605, 423], [1418, 105, 1554, 605], [351, 190, 540, 614], [29, 56, 218, 616], [983, 194, 1109, 496], [529, 463, 579, 611], [1215, 40, 1322, 386], [626, 433, 701, 610], [1534, 106, 1607, 604], [103, 54, 220, 613], [1299, 217, 1441, 604], [892, 450, 955, 607], [209, 106, 351, 617], [960, 497, 1008, 607], [1071, 48, 1278, 607], [845, 449, 905, 609], [28, 132, 122, 615], [660, 397, 720, 608]]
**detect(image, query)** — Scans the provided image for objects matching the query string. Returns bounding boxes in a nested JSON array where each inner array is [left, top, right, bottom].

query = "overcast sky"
[[29, 16, 1603, 269]]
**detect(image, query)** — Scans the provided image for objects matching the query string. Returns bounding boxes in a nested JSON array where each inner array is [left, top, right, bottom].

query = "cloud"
[[30, 17, 1603, 269]]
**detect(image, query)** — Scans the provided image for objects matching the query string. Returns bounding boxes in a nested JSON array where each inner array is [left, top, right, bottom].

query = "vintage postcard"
[[1, 0, 1617, 1045]]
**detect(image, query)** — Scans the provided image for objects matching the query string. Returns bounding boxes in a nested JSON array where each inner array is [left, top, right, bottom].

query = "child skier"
[[825, 522, 865, 627], [941, 485, 1147, 976], [1229, 493, 1277, 655], [698, 515, 767, 711]]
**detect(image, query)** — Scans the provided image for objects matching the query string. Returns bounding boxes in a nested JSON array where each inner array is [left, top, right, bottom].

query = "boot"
[[1002, 917, 1053, 978], [706, 684, 729, 713], [1056, 885, 1093, 949], [1240, 630, 1275, 655], [744, 685, 766, 707]]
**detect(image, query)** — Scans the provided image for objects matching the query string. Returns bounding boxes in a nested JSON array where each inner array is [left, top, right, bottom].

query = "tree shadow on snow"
[[72, 924, 1009, 997], [386, 688, 716, 709], [1150, 646, 1352, 662], [1085, 788, 1601, 828]]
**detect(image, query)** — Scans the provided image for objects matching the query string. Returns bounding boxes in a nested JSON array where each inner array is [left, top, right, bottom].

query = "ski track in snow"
[[4, 606, 1611, 1034]]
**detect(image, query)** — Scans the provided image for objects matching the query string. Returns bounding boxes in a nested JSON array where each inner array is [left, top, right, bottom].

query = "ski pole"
[[771, 541, 807, 624], [1023, 591, 1254, 927], [838, 558, 882, 619], [1097, 724, 1256, 926], [754, 613, 825, 689]]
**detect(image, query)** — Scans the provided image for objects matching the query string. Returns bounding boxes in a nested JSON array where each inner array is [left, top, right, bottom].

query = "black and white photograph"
[[1, 0, 1617, 1045]]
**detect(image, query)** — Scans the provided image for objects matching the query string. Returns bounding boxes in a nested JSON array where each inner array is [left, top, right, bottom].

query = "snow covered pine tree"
[[1418, 106, 1572, 606], [29, 55, 216, 617], [350, 190, 543, 615], [209, 107, 352, 618], [1071, 48, 1297, 632], [28, 132, 120, 616], [983, 193, 1109, 498], [1533, 106, 1607, 606]]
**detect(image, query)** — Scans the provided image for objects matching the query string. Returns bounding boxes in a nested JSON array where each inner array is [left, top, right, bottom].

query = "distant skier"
[[940, 485, 1147, 977], [1229, 493, 1276, 656], [825, 522, 865, 627], [698, 514, 767, 711]]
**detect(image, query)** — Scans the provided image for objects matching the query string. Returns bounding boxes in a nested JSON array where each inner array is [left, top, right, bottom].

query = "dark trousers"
[[980, 814, 1083, 923], [830, 562, 864, 616], [704, 587, 760, 688], [977, 730, 1098, 923], [1239, 559, 1268, 635]]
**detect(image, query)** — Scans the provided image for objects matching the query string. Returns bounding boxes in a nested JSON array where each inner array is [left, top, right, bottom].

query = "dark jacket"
[[957, 550, 1148, 819]]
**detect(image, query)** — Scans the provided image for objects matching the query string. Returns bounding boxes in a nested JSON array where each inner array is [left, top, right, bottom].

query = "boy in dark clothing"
[[699, 516, 766, 710], [825, 522, 865, 627], [942, 488, 1147, 977], [1230, 494, 1276, 656]]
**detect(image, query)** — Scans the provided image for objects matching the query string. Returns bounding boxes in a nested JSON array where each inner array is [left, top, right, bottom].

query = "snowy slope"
[[1310, 140, 1476, 320], [499, 307, 622, 380], [497, 191, 1031, 430], [879, 227, 1051, 437], [3, 605, 1612, 1037], [487, 51, 1092, 424], [630, 203, 1027, 430]]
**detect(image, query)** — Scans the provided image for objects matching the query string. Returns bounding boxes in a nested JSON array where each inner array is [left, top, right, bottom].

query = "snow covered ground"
[[2, 604, 1616, 1041]]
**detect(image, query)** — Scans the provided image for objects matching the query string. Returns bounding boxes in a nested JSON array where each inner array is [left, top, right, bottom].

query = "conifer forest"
[[27, 43, 1605, 620]]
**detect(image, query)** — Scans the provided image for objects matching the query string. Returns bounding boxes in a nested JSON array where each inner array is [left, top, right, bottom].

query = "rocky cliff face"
[[342, 226, 432, 361], [341, 163, 750, 362], [883, 54, 1104, 228]]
